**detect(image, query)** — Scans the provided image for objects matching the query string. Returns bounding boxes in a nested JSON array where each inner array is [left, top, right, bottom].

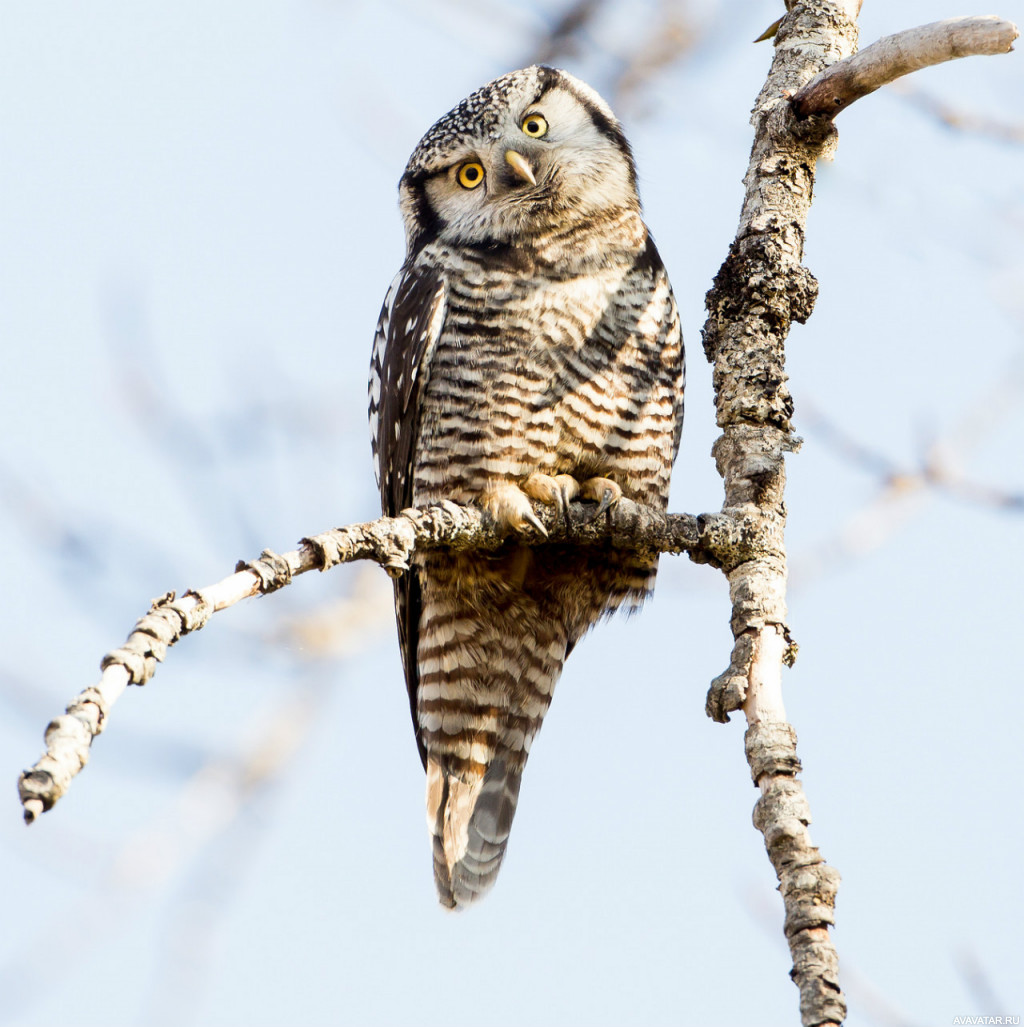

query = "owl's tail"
[[426, 755, 524, 909], [416, 549, 576, 909]]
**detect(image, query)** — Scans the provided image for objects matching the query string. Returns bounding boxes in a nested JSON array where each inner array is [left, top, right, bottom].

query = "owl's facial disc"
[[400, 67, 640, 252]]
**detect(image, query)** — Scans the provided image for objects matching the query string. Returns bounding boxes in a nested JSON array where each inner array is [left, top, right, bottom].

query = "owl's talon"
[[521, 508, 549, 537], [579, 477, 622, 522], [591, 489, 616, 519], [481, 481, 549, 538], [523, 472, 580, 525]]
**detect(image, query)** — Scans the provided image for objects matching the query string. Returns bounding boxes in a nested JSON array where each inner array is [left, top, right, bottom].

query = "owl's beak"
[[504, 150, 537, 186]]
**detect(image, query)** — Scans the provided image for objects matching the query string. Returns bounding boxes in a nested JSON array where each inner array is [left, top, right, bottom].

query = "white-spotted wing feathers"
[[368, 263, 446, 512]]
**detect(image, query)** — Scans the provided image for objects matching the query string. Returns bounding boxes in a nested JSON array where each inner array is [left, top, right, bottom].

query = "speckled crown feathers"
[[401, 65, 620, 181]]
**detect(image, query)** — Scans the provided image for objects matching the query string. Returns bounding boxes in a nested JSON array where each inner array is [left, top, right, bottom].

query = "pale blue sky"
[[1, 2, 1022, 1025]]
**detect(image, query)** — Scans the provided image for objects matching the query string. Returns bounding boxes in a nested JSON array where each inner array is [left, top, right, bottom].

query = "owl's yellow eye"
[[520, 113, 548, 138], [457, 162, 485, 189]]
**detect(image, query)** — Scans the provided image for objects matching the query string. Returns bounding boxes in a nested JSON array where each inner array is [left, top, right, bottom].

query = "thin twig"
[[890, 80, 1024, 144], [18, 500, 737, 824], [792, 359, 1024, 587], [792, 16, 1018, 120], [530, 0, 605, 64]]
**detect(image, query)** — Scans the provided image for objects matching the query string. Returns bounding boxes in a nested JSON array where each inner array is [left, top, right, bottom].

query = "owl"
[[368, 66, 685, 908]]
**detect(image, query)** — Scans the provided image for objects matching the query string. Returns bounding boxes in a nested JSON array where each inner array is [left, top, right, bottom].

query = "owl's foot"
[[480, 481, 548, 538], [523, 472, 580, 520], [579, 476, 622, 522], [480, 475, 621, 535]]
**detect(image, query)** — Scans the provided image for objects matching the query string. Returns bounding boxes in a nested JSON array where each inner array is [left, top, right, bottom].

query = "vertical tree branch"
[[702, 3, 861, 1023]]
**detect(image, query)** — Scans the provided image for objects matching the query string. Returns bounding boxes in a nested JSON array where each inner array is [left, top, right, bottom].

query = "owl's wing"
[[369, 262, 447, 513], [368, 260, 447, 766]]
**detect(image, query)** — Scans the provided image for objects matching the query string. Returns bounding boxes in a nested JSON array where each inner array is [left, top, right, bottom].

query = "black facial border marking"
[[401, 172, 442, 256]]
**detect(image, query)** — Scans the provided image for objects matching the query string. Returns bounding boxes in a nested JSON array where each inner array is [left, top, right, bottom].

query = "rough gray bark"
[[701, 7, 1015, 1023], [700, 4, 861, 1021], [703, 5, 1016, 1025]]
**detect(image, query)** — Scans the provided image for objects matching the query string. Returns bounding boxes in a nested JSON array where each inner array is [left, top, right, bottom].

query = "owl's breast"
[[411, 246, 682, 509]]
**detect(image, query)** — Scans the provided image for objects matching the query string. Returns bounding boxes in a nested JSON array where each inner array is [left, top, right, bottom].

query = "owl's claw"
[[521, 508, 549, 537], [480, 481, 548, 538], [579, 477, 622, 523], [482, 474, 622, 535], [522, 472, 621, 526], [524, 472, 579, 522]]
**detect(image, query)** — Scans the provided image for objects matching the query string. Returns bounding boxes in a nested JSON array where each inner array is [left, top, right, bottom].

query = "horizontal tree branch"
[[18, 499, 740, 824], [791, 16, 1019, 120]]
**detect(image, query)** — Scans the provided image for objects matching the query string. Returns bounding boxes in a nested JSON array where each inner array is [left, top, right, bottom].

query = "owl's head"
[[398, 66, 639, 257]]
